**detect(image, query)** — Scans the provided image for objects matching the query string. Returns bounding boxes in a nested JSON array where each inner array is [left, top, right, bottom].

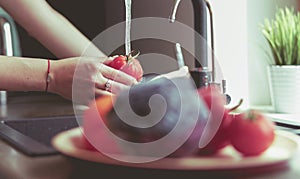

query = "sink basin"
[[0, 92, 80, 156], [6, 91, 75, 120]]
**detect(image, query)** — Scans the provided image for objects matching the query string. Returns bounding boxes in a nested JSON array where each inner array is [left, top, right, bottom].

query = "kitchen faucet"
[[0, 13, 16, 118], [170, 0, 231, 103]]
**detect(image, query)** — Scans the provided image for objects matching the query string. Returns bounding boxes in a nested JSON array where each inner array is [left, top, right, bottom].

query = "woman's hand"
[[47, 57, 137, 104]]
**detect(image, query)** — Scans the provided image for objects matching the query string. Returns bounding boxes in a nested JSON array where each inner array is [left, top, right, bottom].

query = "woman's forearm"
[[0, 0, 106, 58], [0, 55, 47, 91]]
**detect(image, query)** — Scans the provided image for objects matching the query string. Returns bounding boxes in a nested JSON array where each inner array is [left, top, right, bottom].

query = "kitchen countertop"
[[1, 92, 300, 179], [0, 135, 300, 179]]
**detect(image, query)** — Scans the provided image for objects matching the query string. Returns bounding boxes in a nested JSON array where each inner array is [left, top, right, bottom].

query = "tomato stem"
[[127, 50, 140, 62], [229, 99, 243, 112], [125, 50, 139, 65]]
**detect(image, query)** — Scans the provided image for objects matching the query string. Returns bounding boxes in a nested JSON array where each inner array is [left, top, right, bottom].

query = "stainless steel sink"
[[0, 92, 79, 156], [6, 92, 75, 120]]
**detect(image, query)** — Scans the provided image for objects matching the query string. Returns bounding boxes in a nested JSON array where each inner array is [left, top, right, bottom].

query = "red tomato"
[[230, 110, 275, 156], [108, 56, 127, 70], [108, 55, 143, 81], [197, 86, 231, 155], [82, 96, 121, 154]]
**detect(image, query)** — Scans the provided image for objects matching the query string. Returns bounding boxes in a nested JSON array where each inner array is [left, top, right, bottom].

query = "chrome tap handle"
[[222, 79, 231, 104], [169, 0, 181, 23]]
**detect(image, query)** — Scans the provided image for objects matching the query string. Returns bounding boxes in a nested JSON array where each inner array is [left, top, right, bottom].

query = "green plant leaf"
[[261, 7, 300, 65]]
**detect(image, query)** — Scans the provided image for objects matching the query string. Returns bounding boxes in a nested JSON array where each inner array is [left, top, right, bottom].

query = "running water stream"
[[124, 0, 132, 55]]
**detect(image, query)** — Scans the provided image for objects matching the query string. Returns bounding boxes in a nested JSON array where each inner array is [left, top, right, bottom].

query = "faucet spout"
[[169, 0, 208, 87], [170, 0, 207, 68], [169, 1, 231, 103], [169, 0, 181, 23]]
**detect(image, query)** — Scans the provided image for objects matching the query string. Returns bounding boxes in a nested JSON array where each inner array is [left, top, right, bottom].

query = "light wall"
[[208, 0, 248, 108]]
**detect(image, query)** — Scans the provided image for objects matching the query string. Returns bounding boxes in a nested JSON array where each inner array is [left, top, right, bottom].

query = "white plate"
[[52, 127, 299, 171]]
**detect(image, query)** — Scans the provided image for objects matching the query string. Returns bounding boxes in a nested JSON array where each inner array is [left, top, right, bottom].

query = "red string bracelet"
[[45, 60, 51, 92]]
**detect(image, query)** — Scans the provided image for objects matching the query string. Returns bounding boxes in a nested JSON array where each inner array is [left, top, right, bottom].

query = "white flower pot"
[[268, 65, 300, 114]]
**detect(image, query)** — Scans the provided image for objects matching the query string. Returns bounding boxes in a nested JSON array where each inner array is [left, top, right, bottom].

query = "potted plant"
[[261, 7, 300, 114]]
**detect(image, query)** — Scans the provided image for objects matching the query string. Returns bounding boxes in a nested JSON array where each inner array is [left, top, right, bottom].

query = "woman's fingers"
[[95, 88, 113, 97], [95, 76, 129, 94], [103, 55, 119, 65], [99, 64, 137, 86]]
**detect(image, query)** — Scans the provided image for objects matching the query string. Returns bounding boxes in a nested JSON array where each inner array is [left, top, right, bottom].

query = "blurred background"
[[14, 0, 299, 108]]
